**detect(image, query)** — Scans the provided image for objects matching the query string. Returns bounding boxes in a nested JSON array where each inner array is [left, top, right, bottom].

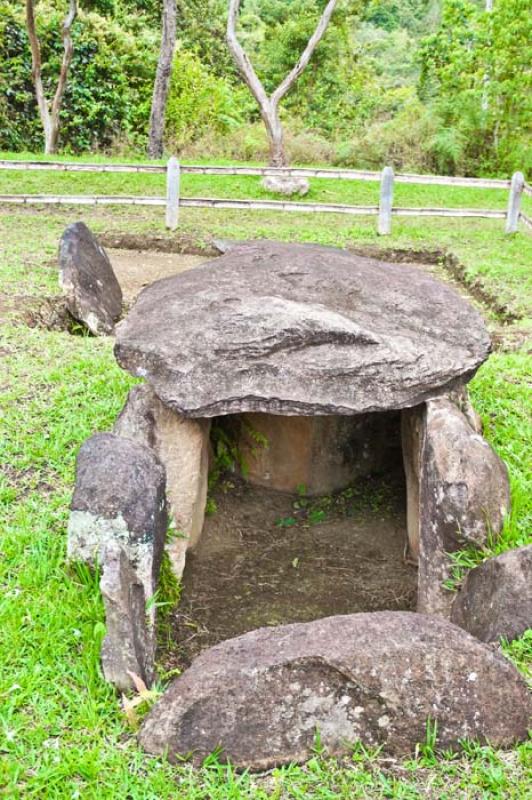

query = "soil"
[[161, 469, 418, 673], [108, 248, 209, 306]]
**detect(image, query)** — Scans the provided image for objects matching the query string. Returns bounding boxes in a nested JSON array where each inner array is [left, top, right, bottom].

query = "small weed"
[[275, 515, 297, 528]]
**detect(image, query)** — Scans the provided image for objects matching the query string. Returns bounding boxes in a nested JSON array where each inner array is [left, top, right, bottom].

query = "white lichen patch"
[[67, 510, 156, 614]]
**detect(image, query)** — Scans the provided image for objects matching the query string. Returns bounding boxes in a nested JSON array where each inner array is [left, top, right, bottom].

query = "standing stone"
[[451, 545, 532, 643], [114, 385, 210, 578], [59, 221, 122, 335], [100, 543, 155, 691], [402, 398, 511, 617], [139, 612, 531, 769], [67, 432, 167, 604]]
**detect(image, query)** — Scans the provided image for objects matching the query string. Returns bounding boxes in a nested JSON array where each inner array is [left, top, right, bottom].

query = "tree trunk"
[[262, 105, 287, 168], [227, 0, 338, 169], [25, 0, 77, 154], [148, 0, 177, 159]]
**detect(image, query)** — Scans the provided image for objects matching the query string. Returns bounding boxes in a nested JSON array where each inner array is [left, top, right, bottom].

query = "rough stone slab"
[[114, 241, 491, 418], [451, 545, 532, 643], [67, 432, 167, 602], [100, 543, 155, 691], [59, 221, 122, 335], [402, 398, 511, 617], [235, 411, 400, 495], [139, 612, 531, 769], [114, 385, 210, 577]]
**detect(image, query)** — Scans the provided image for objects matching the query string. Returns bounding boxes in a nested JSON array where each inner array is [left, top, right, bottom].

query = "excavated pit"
[[161, 465, 416, 674]]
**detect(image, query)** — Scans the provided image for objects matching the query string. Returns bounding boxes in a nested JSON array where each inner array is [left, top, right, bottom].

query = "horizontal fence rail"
[[0, 193, 510, 219], [0, 158, 528, 235], [1, 158, 530, 191]]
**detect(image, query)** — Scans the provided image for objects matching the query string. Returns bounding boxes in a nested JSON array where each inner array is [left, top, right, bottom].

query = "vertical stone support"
[[114, 385, 211, 579], [400, 408, 423, 561], [401, 397, 510, 618]]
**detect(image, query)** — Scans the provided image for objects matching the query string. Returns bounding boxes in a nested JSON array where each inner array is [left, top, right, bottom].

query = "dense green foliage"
[[419, 0, 532, 175], [0, 0, 530, 175]]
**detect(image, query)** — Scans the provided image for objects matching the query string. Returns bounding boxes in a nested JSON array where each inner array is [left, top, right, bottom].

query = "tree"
[[25, 0, 78, 154], [148, 0, 177, 158], [418, 0, 531, 175], [226, 0, 339, 166]]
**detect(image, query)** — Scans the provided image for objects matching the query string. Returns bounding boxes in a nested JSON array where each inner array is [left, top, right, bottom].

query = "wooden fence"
[[0, 158, 529, 235]]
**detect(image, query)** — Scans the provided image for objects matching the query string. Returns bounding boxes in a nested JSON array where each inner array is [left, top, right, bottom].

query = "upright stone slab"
[[139, 612, 531, 769], [235, 411, 400, 495], [402, 398, 510, 616], [114, 241, 491, 418], [59, 221, 122, 335], [114, 385, 210, 577], [100, 543, 156, 691], [67, 432, 167, 603], [451, 545, 532, 643]]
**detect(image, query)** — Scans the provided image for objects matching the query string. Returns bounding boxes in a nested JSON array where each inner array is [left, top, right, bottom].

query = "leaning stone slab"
[[114, 385, 210, 578], [451, 545, 532, 643], [59, 221, 122, 335], [100, 542, 155, 691], [67, 432, 167, 604], [139, 612, 531, 769], [402, 398, 510, 617], [114, 241, 491, 418]]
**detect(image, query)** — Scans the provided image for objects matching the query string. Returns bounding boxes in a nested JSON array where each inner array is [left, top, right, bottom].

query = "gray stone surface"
[[114, 385, 210, 578], [59, 221, 122, 335], [402, 398, 511, 617], [261, 175, 310, 196], [67, 432, 167, 603], [114, 241, 491, 418], [139, 612, 531, 769], [100, 543, 155, 691], [451, 545, 532, 643]]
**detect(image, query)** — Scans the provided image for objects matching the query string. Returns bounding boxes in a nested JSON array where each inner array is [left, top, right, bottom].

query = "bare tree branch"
[[25, 0, 78, 154], [271, 0, 339, 107], [227, 0, 339, 166]]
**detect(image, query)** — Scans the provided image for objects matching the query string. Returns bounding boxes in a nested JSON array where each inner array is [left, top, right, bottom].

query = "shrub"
[[164, 48, 252, 152]]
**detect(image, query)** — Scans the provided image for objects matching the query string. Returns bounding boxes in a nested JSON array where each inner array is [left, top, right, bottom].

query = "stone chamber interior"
[[160, 410, 418, 674]]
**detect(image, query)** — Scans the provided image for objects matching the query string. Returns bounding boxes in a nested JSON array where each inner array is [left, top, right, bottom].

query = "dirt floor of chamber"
[[159, 470, 418, 674]]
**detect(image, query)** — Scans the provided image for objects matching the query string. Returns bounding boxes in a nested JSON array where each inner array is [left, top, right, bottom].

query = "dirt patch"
[[108, 248, 210, 306], [161, 470, 417, 673], [99, 231, 220, 256]]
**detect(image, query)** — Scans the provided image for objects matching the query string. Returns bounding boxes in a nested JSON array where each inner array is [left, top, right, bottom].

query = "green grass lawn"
[[0, 157, 531, 798]]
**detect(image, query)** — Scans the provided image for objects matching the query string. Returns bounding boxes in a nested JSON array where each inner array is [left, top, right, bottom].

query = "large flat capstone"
[[114, 241, 490, 418], [139, 612, 530, 769]]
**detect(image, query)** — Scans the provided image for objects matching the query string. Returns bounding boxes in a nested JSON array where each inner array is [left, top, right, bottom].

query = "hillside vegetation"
[[1, 0, 530, 176]]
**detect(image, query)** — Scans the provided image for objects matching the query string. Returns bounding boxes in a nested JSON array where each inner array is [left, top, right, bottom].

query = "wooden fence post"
[[378, 166, 394, 235], [166, 157, 180, 230], [505, 171, 524, 234]]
